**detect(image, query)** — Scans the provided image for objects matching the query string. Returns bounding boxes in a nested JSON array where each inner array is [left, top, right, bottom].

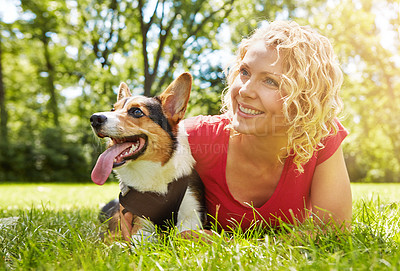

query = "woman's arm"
[[310, 145, 352, 229]]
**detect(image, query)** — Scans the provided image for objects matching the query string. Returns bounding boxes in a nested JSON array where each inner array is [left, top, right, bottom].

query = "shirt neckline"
[[221, 130, 292, 211]]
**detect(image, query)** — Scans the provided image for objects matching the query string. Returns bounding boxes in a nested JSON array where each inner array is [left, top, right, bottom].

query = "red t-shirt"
[[183, 114, 348, 231]]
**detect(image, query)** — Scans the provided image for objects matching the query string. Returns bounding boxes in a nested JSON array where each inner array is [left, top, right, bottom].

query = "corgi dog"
[[90, 73, 205, 243]]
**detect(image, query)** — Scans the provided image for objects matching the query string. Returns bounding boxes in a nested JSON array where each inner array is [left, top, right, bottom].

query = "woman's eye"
[[265, 78, 278, 88], [239, 68, 249, 77], [128, 107, 145, 118]]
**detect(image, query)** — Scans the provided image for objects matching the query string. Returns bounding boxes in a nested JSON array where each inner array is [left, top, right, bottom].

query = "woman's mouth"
[[238, 104, 264, 116]]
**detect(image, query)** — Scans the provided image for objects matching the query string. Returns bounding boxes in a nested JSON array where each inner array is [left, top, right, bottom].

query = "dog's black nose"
[[90, 114, 107, 128]]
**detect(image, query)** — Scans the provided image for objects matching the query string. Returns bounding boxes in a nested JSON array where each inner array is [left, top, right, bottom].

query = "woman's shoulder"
[[316, 119, 348, 164], [183, 114, 231, 125], [323, 119, 348, 145], [182, 114, 231, 160], [182, 114, 231, 136]]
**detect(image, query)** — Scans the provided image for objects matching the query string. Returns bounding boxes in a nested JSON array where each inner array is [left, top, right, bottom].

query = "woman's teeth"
[[239, 104, 263, 115]]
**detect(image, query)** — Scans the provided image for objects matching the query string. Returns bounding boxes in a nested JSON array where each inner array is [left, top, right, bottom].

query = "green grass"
[[1, 182, 399, 270]]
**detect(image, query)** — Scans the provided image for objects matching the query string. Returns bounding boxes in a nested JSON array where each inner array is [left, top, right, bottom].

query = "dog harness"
[[118, 173, 196, 228]]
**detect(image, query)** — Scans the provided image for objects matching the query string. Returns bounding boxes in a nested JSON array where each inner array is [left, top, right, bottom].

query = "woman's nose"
[[238, 79, 257, 99]]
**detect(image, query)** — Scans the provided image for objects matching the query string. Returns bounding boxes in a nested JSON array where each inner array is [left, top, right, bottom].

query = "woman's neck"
[[230, 131, 288, 166]]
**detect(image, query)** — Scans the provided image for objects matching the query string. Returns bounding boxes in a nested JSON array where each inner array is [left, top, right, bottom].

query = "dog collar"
[[118, 175, 191, 228]]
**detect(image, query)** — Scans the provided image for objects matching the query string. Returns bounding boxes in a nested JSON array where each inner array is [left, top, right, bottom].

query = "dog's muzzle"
[[90, 114, 107, 129]]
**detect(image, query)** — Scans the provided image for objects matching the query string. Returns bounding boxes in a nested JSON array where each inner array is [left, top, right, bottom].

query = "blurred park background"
[[0, 0, 399, 183]]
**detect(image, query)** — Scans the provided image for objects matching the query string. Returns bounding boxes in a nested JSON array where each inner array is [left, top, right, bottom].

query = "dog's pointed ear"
[[117, 82, 132, 101], [158, 73, 192, 125]]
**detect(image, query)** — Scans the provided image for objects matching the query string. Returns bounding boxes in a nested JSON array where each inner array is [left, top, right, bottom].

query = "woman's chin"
[[232, 116, 255, 135], [232, 115, 287, 137]]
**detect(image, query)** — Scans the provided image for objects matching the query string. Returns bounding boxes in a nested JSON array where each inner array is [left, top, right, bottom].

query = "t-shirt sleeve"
[[182, 116, 202, 140], [182, 115, 213, 161], [316, 120, 348, 165], [182, 115, 206, 155], [182, 115, 229, 173]]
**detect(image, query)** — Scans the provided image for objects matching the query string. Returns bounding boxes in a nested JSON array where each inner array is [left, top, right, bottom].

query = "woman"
[[184, 20, 351, 232], [120, 20, 352, 237]]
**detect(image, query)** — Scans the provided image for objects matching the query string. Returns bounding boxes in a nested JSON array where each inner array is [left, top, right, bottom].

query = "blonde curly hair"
[[222, 21, 344, 173]]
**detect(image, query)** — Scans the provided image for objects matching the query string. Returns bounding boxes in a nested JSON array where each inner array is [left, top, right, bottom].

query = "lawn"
[[1, 182, 399, 270]]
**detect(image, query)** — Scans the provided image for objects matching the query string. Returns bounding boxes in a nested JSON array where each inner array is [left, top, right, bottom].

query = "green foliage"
[[35, 128, 89, 182], [0, 0, 399, 182], [0, 0, 299, 182], [0, 128, 89, 182], [187, 65, 226, 116], [307, 0, 400, 182]]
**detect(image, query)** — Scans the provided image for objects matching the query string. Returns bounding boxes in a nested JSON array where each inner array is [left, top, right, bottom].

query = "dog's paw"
[[0, 216, 19, 228], [130, 230, 157, 246]]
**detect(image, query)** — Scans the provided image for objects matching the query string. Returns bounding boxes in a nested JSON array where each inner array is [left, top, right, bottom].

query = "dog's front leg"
[[118, 205, 134, 241], [176, 192, 204, 233], [119, 208, 156, 245], [129, 216, 156, 245]]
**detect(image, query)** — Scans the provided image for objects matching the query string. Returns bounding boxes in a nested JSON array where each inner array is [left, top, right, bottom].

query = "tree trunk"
[[0, 34, 8, 144], [42, 34, 59, 127], [0, 32, 9, 177]]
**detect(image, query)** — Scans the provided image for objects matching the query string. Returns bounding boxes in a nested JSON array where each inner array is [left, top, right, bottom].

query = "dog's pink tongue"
[[91, 142, 132, 185]]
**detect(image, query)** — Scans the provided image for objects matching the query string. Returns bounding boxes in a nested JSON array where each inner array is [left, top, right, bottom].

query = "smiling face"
[[230, 41, 287, 137]]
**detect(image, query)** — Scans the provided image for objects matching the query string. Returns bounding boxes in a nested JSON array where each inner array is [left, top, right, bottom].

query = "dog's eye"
[[128, 107, 145, 118]]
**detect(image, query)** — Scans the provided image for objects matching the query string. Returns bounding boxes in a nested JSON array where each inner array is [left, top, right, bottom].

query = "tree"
[[0, 31, 7, 145], [310, 0, 400, 182], [6, 0, 380, 183], [75, 0, 237, 97], [19, 0, 70, 127], [0, 27, 9, 180]]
